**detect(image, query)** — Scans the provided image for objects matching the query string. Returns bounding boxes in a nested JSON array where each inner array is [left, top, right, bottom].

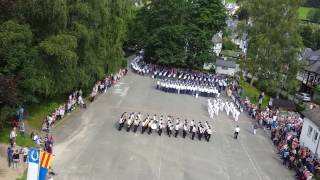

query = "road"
[[52, 56, 294, 180]]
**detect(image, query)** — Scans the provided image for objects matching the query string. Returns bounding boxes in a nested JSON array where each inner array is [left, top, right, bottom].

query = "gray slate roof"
[[305, 60, 320, 74], [216, 59, 237, 68], [302, 48, 320, 63], [212, 33, 222, 44], [302, 108, 320, 128]]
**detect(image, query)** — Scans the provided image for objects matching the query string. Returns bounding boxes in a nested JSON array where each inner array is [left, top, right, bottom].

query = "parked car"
[[295, 92, 312, 102]]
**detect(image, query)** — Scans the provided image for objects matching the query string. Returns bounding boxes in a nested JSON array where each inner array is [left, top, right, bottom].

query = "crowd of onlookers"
[[41, 69, 128, 132], [249, 105, 317, 180], [6, 68, 128, 171], [228, 79, 318, 180]]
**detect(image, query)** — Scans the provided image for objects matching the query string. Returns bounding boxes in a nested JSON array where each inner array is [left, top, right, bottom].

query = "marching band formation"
[[131, 53, 230, 98], [118, 112, 214, 142], [208, 98, 241, 121], [157, 79, 221, 98]]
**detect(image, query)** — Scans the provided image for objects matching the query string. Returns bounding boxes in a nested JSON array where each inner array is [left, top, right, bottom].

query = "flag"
[[27, 148, 40, 180], [39, 151, 53, 180]]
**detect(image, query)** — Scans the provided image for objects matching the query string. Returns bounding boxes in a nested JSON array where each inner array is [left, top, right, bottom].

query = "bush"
[[222, 37, 239, 51]]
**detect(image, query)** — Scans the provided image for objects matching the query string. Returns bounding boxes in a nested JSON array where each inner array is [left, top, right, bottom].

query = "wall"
[[300, 118, 320, 155], [216, 66, 235, 76]]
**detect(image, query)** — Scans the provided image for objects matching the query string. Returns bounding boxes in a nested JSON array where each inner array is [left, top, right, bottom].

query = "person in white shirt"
[[235, 110, 240, 121], [182, 121, 188, 138], [206, 127, 212, 142], [174, 122, 180, 138], [234, 125, 240, 139], [9, 128, 17, 146]]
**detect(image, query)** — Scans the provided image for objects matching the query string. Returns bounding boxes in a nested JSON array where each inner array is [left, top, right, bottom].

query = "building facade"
[[300, 108, 320, 156]]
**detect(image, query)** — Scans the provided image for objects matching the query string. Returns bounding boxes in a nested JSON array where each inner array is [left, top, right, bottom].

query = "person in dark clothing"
[[7, 146, 13, 168]]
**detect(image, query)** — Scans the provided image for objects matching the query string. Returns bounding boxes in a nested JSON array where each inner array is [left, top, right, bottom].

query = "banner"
[[39, 151, 53, 180], [27, 148, 40, 180]]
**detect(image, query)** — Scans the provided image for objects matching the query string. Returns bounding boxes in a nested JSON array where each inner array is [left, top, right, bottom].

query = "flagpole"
[[38, 149, 42, 180]]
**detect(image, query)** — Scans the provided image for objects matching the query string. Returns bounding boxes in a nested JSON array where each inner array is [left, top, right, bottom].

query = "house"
[[215, 59, 239, 76], [220, 50, 242, 60], [297, 48, 320, 92], [300, 108, 320, 156], [212, 32, 223, 56], [226, 18, 248, 55], [225, 3, 240, 16]]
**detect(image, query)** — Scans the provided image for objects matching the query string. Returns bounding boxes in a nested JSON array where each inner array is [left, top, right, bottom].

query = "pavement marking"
[[116, 99, 123, 108], [239, 138, 263, 180], [158, 156, 162, 180], [121, 87, 130, 97]]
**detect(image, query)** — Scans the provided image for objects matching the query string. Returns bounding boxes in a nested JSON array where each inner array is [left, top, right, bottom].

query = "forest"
[[0, 0, 133, 126]]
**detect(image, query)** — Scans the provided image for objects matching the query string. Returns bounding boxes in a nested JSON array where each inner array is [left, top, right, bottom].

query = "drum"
[[151, 123, 157, 130]]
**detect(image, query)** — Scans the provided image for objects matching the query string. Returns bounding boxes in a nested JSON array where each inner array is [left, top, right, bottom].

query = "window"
[[222, 66, 228, 70], [308, 126, 313, 137], [313, 131, 319, 143]]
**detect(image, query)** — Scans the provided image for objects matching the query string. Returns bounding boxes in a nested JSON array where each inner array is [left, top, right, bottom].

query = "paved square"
[[52, 68, 294, 180]]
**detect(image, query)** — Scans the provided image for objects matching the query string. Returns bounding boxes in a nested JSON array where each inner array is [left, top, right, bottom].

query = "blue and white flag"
[[27, 148, 40, 180]]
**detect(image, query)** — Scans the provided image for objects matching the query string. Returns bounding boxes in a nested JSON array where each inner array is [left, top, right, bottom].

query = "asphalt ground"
[[52, 57, 294, 180]]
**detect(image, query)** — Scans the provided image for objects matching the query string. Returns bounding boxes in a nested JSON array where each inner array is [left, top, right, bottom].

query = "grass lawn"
[[239, 79, 270, 109], [26, 97, 65, 130], [0, 128, 35, 147], [298, 7, 317, 20], [16, 170, 27, 180]]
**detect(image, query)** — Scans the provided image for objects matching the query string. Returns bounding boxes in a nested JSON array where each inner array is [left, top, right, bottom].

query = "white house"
[[300, 108, 320, 156], [212, 32, 223, 56], [225, 3, 240, 16], [215, 59, 239, 76]]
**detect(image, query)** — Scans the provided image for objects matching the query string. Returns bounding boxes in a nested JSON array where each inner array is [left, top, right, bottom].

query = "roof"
[[220, 50, 241, 58], [302, 108, 320, 127], [272, 99, 296, 110], [212, 32, 222, 44], [305, 60, 320, 74], [302, 48, 320, 63], [216, 59, 237, 68]]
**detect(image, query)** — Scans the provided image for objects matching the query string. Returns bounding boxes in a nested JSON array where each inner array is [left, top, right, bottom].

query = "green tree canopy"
[[243, 0, 303, 96], [0, 0, 134, 126], [128, 0, 226, 68]]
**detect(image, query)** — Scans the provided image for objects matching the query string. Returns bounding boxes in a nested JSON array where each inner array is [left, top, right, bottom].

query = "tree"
[[243, 0, 303, 96], [309, 8, 320, 23], [128, 0, 226, 68], [0, 0, 134, 127], [300, 24, 320, 50]]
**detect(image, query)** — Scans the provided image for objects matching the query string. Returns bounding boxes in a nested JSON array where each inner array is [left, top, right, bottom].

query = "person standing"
[[20, 122, 26, 138], [174, 122, 180, 138], [206, 127, 212, 142], [133, 117, 140, 133], [258, 92, 264, 109], [191, 125, 197, 140], [182, 121, 188, 138], [148, 120, 153, 135], [198, 125, 204, 141], [118, 117, 125, 131], [126, 116, 133, 132], [158, 119, 165, 136], [7, 146, 13, 168], [189, 120, 195, 133], [168, 124, 174, 137], [22, 146, 28, 164], [141, 118, 149, 134], [253, 123, 258, 135], [12, 150, 20, 168], [9, 127, 17, 146], [234, 125, 240, 139]]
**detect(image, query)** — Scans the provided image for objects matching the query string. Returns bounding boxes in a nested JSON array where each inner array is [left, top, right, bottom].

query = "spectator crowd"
[[229, 80, 318, 180]]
